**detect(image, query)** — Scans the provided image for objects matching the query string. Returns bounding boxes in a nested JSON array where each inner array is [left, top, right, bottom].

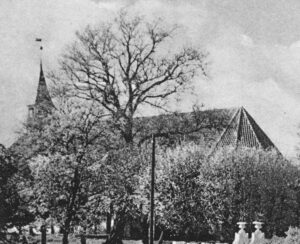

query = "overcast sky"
[[1, 0, 300, 159]]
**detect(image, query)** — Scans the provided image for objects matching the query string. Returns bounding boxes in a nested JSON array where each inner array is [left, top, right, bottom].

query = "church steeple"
[[27, 42, 54, 122], [35, 61, 54, 108]]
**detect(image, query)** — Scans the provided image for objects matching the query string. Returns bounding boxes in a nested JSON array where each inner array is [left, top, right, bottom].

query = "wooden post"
[[149, 135, 155, 244], [41, 224, 47, 244], [80, 233, 86, 244], [106, 211, 112, 234]]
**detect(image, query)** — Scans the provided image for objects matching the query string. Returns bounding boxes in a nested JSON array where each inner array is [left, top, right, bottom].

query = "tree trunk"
[[18, 226, 22, 235], [22, 235, 29, 244], [106, 204, 113, 234], [141, 216, 149, 244], [80, 232, 86, 244], [29, 226, 35, 236], [123, 118, 134, 144], [62, 230, 69, 244], [62, 166, 80, 244], [124, 132, 133, 144], [106, 212, 112, 234], [158, 231, 164, 244], [41, 224, 47, 244], [105, 210, 126, 244], [62, 219, 71, 244]]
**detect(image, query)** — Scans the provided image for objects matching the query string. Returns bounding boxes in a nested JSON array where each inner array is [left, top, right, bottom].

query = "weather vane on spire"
[[35, 38, 43, 65], [35, 38, 43, 50]]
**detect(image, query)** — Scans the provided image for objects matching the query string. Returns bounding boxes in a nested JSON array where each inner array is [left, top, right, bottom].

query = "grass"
[[23, 235, 226, 244], [25, 234, 107, 244], [26, 236, 149, 244]]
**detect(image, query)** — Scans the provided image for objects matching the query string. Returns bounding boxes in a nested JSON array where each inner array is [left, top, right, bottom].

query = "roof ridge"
[[235, 107, 243, 149]]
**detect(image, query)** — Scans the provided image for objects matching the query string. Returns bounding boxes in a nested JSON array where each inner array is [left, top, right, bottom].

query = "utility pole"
[[149, 134, 155, 244]]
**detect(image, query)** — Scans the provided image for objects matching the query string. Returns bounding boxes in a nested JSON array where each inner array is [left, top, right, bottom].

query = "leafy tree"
[[207, 149, 299, 238], [151, 143, 211, 241], [20, 99, 111, 244], [0, 145, 34, 239], [88, 145, 151, 244], [151, 144, 300, 242], [284, 227, 300, 244], [49, 10, 210, 244]]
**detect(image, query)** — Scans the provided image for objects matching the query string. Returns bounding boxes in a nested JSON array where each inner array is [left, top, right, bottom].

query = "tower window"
[[28, 107, 34, 118]]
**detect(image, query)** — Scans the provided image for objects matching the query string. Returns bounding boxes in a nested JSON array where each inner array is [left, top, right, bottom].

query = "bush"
[[152, 144, 300, 242], [267, 236, 284, 244], [267, 227, 300, 244], [284, 227, 300, 244]]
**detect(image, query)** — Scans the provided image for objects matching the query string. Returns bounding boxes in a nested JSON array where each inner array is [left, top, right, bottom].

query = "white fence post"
[[249, 221, 266, 244], [232, 222, 249, 244]]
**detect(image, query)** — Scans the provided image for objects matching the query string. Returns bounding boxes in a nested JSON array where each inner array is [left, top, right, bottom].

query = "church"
[[8, 55, 281, 239], [23, 61, 279, 155]]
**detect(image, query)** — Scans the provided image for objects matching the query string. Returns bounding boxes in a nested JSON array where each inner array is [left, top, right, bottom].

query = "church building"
[[20, 59, 279, 156]]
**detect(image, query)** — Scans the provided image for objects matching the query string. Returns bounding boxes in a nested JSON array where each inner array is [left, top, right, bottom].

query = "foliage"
[[49, 10, 209, 244], [267, 227, 300, 244], [208, 149, 299, 238], [283, 227, 300, 244], [150, 144, 300, 241], [152, 144, 207, 239], [88, 145, 152, 243], [267, 236, 285, 244], [0, 145, 34, 233], [19, 99, 111, 244]]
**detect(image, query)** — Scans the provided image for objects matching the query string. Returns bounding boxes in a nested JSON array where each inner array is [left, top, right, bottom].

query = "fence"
[[171, 221, 266, 244], [232, 221, 265, 244]]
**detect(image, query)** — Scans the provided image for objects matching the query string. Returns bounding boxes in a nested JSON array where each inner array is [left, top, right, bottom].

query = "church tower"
[[27, 61, 54, 122]]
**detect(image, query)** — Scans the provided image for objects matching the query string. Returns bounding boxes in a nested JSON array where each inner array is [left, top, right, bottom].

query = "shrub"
[[267, 236, 284, 244], [283, 227, 300, 244], [152, 144, 300, 242]]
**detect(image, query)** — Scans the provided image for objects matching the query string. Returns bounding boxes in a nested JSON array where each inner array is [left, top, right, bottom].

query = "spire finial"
[[35, 38, 43, 64], [35, 38, 45, 82]]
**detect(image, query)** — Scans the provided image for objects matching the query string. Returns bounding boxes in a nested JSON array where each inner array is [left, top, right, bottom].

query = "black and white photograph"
[[1, 0, 300, 244]]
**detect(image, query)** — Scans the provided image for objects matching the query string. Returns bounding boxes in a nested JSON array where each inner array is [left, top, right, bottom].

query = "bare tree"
[[58, 11, 208, 144]]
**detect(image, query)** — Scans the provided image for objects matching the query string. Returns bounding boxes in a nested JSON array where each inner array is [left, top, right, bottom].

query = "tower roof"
[[210, 107, 279, 154], [34, 62, 54, 108]]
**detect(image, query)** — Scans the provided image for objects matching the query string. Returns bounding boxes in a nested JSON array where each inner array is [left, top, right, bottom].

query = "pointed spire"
[[35, 61, 54, 107], [27, 42, 54, 122], [34, 38, 53, 107]]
